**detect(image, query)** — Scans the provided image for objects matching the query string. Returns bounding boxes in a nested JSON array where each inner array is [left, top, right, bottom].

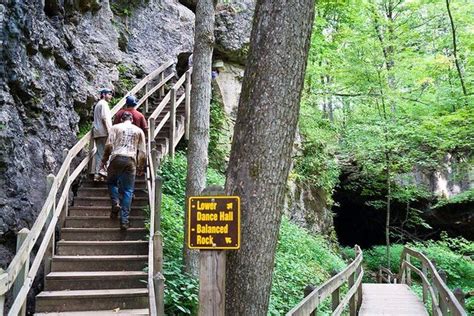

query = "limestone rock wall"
[[0, 0, 193, 269]]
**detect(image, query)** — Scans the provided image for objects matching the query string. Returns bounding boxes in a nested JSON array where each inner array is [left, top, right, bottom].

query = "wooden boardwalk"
[[359, 284, 428, 315]]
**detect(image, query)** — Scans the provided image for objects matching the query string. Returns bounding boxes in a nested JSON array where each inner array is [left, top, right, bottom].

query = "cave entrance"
[[332, 181, 386, 249]]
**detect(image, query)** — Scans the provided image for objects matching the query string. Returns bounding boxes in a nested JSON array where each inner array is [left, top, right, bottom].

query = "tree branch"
[[446, 0, 468, 97]]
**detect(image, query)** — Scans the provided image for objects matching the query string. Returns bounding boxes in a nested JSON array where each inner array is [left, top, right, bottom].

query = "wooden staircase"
[[33, 68, 188, 314], [34, 178, 149, 315], [0, 61, 189, 315]]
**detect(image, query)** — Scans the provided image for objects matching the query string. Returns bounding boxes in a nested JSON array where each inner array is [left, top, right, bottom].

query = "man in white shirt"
[[101, 112, 146, 230], [92, 88, 113, 182]]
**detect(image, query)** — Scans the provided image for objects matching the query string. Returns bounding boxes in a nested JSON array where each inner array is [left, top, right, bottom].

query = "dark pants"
[[107, 156, 136, 224]]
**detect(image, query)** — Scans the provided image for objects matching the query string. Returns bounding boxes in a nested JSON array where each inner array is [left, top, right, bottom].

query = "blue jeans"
[[107, 156, 136, 224], [94, 137, 107, 174]]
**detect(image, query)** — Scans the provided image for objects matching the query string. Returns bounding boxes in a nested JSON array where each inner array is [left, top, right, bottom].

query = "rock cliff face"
[[0, 0, 193, 269], [214, 0, 254, 64]]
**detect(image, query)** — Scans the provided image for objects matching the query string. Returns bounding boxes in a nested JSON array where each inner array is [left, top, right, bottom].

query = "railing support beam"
[[438, 269, 448, 315], [304, 285, 317, 316], [43, 174, 56, 284], [169, 88, 176, 158], [406, 254, 412, 286], [185, 69, 191, 140], [13, 228, 30, 316]]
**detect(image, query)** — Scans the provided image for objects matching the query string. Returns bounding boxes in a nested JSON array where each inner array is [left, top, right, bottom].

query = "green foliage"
[[301, 0, 474, 245], [110, 0, 146, 17], [77, 121, 92, 139], [159, 151, 226, 205], [163, 260, 199, 315], [159, 153, 188, 205], [411, 235, 474, 289], [113, 63, 136, 98], [158, 153, 225, 314], [269, 217, 346, 314], [161, 195, 198, 315], [434, 188, 474, 208], [294, 97, 340, 198], [209, 99, 231, 174], [159, 154, 348, 314]]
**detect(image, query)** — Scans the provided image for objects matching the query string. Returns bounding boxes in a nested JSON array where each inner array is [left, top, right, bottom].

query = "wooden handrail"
[[379, 246, 467, 316], [145, 66, 192, 314], [286, 245, 363, 316], [0, 60, 176, 315]]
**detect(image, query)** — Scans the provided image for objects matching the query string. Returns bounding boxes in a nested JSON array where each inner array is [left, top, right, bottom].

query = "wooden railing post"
[[87, 133, 95, 175], [152, 174, 164, 316], [151, 149, 159, 176], [400, 251, 406, 284], [304, 285, 316, 316], [145, 83, 149, 113], [0, 291, 4, 315], [421, 263, 428, 303], [60, 149, 70, 228], [159, 72, 165, 97], [356, 247, 362, 310], [149, 118, 156, 148], [153, 231, 164, 316], [153, 272, 165, 316], [185, 69, 191, 140], [406, 253, 412, 286], [331, 271, 340, 312], [13, 228, 30, 316], [453, 288, 465, 310], [438, 269, 448, 314], [169, 88, 176, 158], [348, 272, 356, 316], [44, 174, 55, 283], [154, 176, 162, 232]]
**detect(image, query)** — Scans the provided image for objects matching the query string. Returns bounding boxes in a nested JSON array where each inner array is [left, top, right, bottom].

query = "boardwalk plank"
[[359, 284, 428, 316]]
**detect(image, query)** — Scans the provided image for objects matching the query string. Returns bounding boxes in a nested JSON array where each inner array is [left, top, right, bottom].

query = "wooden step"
[[68, 206, 144, 217], [76, 188, 148, 198], [35, 309, 149, 315], [45, 271, 147, 291], [64, 216, 145, 228], [51, 255, 147, 272], [74, 196, 148, 207], [82, 179, 147, 189], [57, 241, 148, 256], [60, 228, 147, 241], [35, 288, 148, 313]]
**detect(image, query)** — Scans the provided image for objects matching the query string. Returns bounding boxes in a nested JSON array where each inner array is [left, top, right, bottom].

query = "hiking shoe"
[[98, 168, 107, 178], [120, 222, 130, 230], [93, 174, 101, 182], [110, 203, 120, 219]]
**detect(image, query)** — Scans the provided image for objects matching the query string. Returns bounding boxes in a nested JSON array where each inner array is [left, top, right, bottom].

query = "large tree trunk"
[[184, 0, 216, 277], [224, 0, 316, 314]]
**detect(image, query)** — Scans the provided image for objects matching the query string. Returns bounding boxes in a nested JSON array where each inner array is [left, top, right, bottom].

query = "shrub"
[[269, 218, 346, 314], [161, 194, 198, 314]]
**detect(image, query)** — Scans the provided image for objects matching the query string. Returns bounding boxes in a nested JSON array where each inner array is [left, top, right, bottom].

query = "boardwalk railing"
[[145, 67, 192, 315], [0, 60, 179, 315], [287, 245, 363, 316], [378, 246, 467, 316]]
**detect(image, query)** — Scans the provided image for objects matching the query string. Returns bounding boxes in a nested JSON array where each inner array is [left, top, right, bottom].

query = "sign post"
[[188, 187, 240, 316]]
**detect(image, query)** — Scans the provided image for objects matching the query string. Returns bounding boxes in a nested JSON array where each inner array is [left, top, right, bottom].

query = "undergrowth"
[[159, 151, 347, 315]]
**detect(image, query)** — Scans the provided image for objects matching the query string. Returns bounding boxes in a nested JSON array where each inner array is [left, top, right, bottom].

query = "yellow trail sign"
[[187, 196, 240, 250]]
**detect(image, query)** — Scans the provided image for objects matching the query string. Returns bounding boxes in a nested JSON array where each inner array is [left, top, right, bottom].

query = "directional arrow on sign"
[[225, 237, 232, 244]]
